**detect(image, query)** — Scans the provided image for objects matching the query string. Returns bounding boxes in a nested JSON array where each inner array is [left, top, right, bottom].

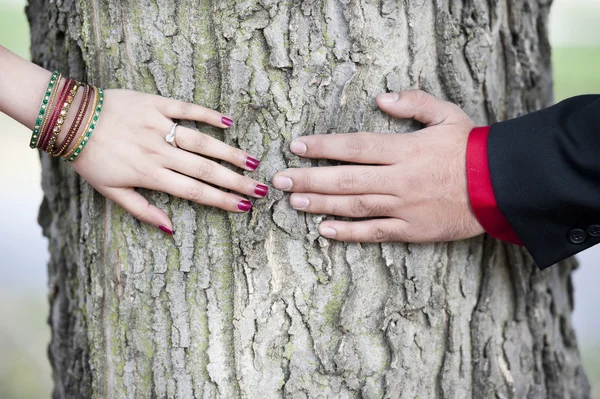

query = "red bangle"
[[39, 78, 74, 151], [54, 84, 92, 157], [45, 80, 79, 153], [38, 79, 69, 150]]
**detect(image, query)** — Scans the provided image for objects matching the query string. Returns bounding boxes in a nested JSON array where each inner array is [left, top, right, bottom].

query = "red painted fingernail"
[[221, 117, 233, 127], [159, 225, 173, 235], [238, 200, 252, 212], [254, 184, 269, 197], [246, 156, 260, 171]]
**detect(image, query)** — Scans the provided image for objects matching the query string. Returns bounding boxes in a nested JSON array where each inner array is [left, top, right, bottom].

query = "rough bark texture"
[[28, 0, 591, 398]]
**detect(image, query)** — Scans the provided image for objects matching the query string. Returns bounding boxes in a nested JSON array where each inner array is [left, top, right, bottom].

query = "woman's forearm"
[[0, 45, 52, 130], [0, 45, 87, 145]]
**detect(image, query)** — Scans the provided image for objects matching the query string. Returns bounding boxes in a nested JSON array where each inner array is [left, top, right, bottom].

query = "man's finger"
[[289, 132, 399, 164], [290, 193, 400, 218], [318, 219, 412, 242], [376, 90, 461, 126], [272, 166, 392, 195]]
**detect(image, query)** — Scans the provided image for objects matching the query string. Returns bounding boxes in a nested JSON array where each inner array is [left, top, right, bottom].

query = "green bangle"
[[30, 71, 60, 149], [65, 88, 104, 163]]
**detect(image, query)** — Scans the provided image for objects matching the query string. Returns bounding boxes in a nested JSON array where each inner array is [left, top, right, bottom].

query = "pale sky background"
[[0, 1, 599, 394], [550, 0, 600, 47]]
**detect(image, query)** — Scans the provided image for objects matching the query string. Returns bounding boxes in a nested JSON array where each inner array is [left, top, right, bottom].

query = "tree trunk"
[[28, 0, 590, 397]]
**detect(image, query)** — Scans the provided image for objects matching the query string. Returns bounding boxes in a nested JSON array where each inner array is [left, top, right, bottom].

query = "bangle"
[[64, 87, 104, 162], [45, 80, 79, 153], [39, 77, 72, 150], [62, 85, 96, 160], [31, 72, 61, 149], [53, 84, 91, 157]]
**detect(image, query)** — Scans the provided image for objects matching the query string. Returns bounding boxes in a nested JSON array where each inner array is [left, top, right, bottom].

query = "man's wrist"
[[466, 126, 524, 245]]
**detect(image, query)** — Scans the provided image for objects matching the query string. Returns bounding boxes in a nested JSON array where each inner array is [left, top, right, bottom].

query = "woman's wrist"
[[9, 55, 104, 160], [0, 45, 53, 130], [0, 45, 92, 156]]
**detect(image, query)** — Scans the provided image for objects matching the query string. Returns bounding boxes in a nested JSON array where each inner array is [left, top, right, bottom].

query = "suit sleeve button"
[[587, 224, 600, 237], [568, 228, 587, 244]]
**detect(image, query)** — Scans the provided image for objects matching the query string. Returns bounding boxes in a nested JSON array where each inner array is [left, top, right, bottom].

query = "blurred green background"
[[1, 0, 599, 397]]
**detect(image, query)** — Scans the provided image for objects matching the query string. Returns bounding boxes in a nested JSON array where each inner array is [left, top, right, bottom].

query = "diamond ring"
[[166, 123, 178, 148]]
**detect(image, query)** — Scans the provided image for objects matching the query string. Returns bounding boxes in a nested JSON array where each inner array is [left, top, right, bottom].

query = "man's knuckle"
[[337, 172, 358, 191], [351, 197, 370, 216], [373, 201, 394, 217], [329, 203, 340, 215], [371, 227, 389, 242], [371, 135, 388, 154], [401, 141, 421, 159], [345, 137, 366, 159], [302, 175, 315, 191], [364, 170, 389, 188]]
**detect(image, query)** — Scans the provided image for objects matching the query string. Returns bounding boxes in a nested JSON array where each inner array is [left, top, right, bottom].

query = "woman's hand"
[[272, 90, 485, 243], [72, 89, 267, 234]]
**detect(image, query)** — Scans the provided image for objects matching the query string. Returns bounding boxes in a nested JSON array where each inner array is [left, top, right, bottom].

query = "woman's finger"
[[318, 218, 412, 242], [101, 186, 174, 234], [289, 193, 400, 218], [148, 169, 253, 213], [272, 165, 393, 195], [162, 146, 268, 198], [153, 96, 233, 128], [173, 125, 260, 171]]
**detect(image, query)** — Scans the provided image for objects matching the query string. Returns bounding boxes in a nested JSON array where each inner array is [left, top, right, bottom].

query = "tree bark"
[[28, 0, 590, 397]]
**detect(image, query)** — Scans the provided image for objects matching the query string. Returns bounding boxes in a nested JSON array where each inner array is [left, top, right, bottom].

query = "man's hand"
[[272, 90, 485, 243]]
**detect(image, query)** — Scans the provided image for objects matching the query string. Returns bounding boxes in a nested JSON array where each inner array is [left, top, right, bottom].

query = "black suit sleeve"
[[488, 95, 600, 269]]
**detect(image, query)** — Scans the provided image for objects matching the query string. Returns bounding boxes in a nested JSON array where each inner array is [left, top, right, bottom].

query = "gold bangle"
[[45, 81, 79, 153], [54, 84, 90, 157], [63, 86, 98, 160]]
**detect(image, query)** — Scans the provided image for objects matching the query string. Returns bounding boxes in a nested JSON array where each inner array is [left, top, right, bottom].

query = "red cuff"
[[467, 126, 523, 246]]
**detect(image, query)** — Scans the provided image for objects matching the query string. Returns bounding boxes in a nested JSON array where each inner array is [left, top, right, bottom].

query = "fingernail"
[[222, 117, 233, 127], [272, 176, 293, 190], [238, 199, 252, 212], [320, 226, 337, 238], [159, 225, 173, 235], [290, 195, 309, 209], [290, 140, 307, 155], [246, 156, 260, 171], [379, 92, 400, 103], [255, 184, 269, 197]]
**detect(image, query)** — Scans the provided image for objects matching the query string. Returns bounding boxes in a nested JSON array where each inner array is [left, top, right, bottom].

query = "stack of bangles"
[[29, 71, 104, 162]]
